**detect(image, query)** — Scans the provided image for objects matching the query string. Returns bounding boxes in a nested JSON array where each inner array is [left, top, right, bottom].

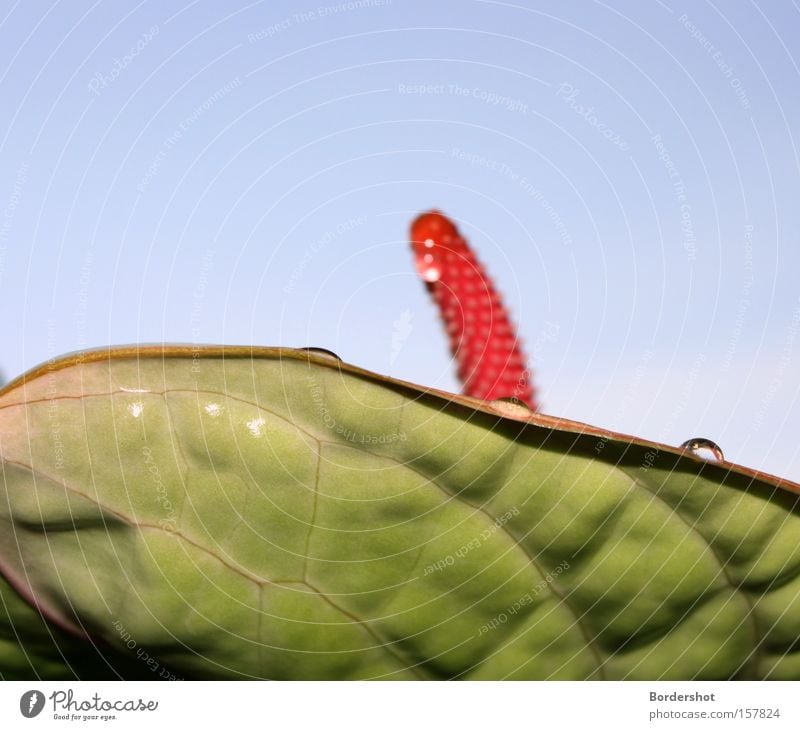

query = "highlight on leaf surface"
[[1, 345, 799, 679]]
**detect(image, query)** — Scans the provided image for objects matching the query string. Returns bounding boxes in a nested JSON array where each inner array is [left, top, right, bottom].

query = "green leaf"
[[1, 346, 799, 679]]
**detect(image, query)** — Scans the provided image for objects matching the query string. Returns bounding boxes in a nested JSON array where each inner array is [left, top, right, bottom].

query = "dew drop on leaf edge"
[[489, 397, 534, 417], [680, 437, 724, 462], [298, 347, 342, 363]]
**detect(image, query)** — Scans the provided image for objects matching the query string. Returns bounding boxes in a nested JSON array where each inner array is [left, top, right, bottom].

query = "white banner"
[[0, 681, 795, 729]]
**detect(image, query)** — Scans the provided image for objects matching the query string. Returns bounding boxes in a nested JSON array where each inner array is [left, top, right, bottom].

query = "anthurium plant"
[[0, 213, 798, 680]]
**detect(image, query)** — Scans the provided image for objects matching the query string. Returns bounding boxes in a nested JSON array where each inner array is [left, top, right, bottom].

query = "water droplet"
[[490, 397, 534, 417], [680, 438, 724, 462], [299, 347, 342, 362]]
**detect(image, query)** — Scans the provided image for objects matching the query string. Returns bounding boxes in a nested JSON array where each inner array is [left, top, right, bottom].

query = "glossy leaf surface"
[[1, 347, 798, 679]]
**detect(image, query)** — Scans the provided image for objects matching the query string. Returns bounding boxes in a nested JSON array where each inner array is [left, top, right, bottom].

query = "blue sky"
[[0, 0, 798, 480]]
